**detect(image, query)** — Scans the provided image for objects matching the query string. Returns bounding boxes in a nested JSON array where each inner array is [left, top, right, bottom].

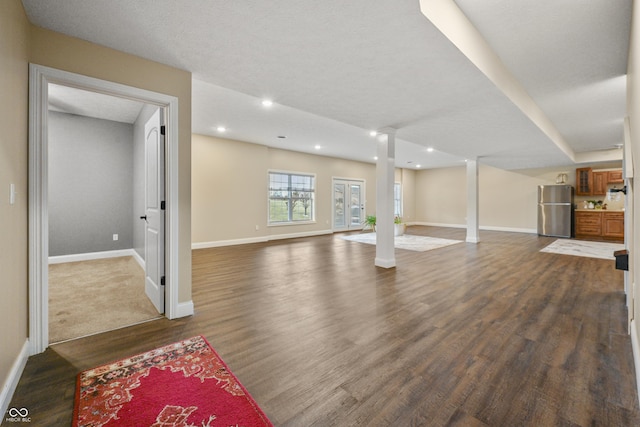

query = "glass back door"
[[333, 179, 365, 231]]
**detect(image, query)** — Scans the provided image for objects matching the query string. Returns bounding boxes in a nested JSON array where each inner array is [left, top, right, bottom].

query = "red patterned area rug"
[[73, 335, 273, 427]]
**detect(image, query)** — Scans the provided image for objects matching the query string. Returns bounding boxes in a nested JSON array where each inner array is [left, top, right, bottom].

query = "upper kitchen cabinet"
[[608, 170, 624, 183], [575, 168, 623, 196], [576, 167, 592, 196], [592, 171, 608, 196]]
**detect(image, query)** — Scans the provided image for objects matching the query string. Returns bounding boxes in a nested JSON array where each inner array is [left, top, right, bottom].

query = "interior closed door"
[[333, 179, 365, 231], [143, 108, 165, 313]]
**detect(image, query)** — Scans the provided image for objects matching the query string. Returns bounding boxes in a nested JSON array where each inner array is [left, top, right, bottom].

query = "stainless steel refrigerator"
[[537, 185, 573, 238]]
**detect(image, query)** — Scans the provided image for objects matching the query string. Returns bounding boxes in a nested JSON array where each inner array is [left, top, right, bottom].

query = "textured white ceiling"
[[454, 0, 631, 153], [192, 79, 466, 169], [48, 84, 144, 124], [23, 0, 631, 169]]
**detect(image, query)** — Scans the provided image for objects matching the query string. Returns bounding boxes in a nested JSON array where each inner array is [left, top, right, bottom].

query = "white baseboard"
[[375, 257, 396, 269], [480, 225, 537, 234], [48, 249, 139, 264], [631, 320, 640, 408], [413, 221, 466, 229], [413, 222, 536, 234], [192, 236, 269, 250], [192, 229, 333, 249], [0, 339, 30, 420], [173, 300, 194, 318], [267, 229, 333, 241], [131, 249, 145, 270]]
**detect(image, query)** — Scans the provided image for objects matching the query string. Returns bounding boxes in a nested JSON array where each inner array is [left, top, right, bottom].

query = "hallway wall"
[[0, 0, 29, 415], [48, 111, 134, 256]]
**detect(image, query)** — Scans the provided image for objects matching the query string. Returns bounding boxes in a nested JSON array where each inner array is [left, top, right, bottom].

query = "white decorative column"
[[466, 158, 480, 243], [375, 129, 396, 268]]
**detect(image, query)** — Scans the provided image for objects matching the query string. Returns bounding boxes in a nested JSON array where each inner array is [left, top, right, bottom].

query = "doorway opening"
[[29, 64, 181, 354], [46, 84, 165, 343], [333, 178, 365, 231]]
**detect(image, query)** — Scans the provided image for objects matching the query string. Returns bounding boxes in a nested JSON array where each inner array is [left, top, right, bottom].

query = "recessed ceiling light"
[[261, 99, 273, 107], [369, 131, 377, 137], [216, 126, 226, 132], [374, 156, 378, 160], [416, 164, 422, 168], [427, 147, 434, 152], [314, 145, 321, 150]]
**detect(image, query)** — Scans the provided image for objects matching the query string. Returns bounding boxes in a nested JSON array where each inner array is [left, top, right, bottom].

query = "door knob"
[[140, 215, 147, 220]]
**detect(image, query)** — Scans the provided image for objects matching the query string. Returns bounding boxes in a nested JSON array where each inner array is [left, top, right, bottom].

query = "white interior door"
[[333, 179, 365, 231], [143, 108, 165, 313]]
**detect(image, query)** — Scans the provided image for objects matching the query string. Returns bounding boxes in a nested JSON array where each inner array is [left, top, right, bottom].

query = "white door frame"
[[28, 64, 181, 355]]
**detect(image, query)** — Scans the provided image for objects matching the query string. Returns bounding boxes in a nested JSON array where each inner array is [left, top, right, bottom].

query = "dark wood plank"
[[4, 227, 640, 426]]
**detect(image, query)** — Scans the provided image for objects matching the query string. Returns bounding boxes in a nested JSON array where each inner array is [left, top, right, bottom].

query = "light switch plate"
[[9, 184, 15, 205]]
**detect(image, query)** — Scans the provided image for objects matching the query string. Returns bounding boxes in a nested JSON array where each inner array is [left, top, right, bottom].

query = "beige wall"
[[478, 164, 592, 230], [192, 134, 269, 242], [415, 162, 622, 231], [628, 0, 640, 364], [195, 144, 616, 235], [415, 166, 468, 226], [30, 27, 193, 303], [0, 0, 30, 408], [192, 134, 401, 245], [399, 168, 416, 223]]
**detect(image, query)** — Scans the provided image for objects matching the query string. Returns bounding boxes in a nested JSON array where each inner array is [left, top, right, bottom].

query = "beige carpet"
[[48, 256, 162, 343]]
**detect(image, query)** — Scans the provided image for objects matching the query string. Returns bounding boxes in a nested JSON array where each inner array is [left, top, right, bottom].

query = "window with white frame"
[[394, 182, 402, 218], [269, 172, 315, 224]]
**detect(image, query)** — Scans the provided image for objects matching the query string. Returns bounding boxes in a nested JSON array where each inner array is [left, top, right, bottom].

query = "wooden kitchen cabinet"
[[575, 211, 602, 237], [575, 168, 623, 195], [576, 167, 592, 196], [575, 210, 624, 241], [592, 171, 608, 196], [608, 170, 624, 183], [602, 212, 624, 239]]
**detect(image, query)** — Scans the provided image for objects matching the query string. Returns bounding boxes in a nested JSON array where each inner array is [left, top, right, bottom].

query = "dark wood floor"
[[5, 226, 640, 426]]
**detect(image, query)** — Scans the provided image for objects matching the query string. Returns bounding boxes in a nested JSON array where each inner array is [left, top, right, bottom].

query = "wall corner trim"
[[631, 320, 640, 409], [0, 339, 30, 419], [174, 300, 194, 319]]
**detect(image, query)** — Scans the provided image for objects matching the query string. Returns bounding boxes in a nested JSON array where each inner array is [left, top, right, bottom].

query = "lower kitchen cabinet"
[[602, 212, 624, 239], [575, 211, 602, 237], [575, 211, 624, 241]]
